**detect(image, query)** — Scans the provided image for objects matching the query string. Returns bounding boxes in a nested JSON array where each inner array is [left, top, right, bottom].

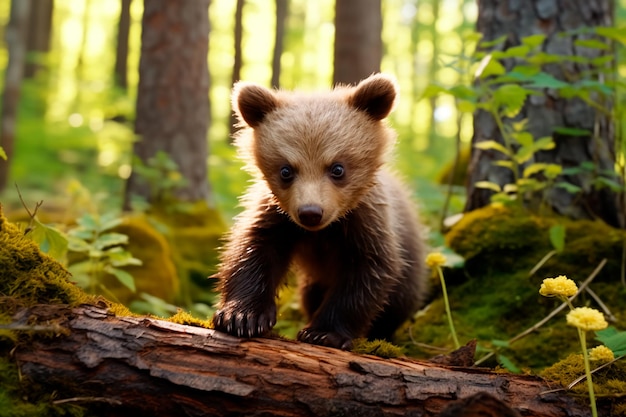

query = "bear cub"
[[213, 74, 428, 350]]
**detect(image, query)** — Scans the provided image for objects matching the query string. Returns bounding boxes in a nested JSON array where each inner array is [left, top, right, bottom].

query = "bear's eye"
[[329, 163, 345, 179], [279, 165, 294, 182]]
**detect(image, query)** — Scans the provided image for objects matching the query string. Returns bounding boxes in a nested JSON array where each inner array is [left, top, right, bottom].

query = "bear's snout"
[[297, 205, 324, 228]]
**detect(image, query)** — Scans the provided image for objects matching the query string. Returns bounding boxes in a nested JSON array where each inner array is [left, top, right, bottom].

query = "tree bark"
[[333, 0, 382, 85], [466, 0, 621, 227], [114, 0, 132, 90], [271, 0, 288, 89], [124, 0, 211, 208], [24, 0, 54, 79], [13, 303, 595, 417], [229, 0, 245, 138], [0, 0, 31, 192]]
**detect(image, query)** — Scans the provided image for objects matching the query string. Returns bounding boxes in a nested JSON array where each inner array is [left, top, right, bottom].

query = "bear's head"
[[232, 74, 398, 231]]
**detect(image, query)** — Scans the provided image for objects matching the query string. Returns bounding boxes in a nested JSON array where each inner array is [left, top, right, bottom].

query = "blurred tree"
[[271, 0, 287, 88], [124, 0, 212, 209], [229, 0, 244, 137], [114, 0, 132, 90], [466, 0, 622, 227], [333, 0, 382, 85], [0, 0, 31, 191], [24, 0, 53, 79]]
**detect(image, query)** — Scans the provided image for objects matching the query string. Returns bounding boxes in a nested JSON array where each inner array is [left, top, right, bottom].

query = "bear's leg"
[[213, 207, 298, 338]]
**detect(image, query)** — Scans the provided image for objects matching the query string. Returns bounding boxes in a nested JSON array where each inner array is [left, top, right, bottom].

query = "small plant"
[[540, 275, 609, 417], [426, 252, 460, 350], [422, 28, 626, 213], [67, 212, 142, 297], [130, 151, 189, 210]]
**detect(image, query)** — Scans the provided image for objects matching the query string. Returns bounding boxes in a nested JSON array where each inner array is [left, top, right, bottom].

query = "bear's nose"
[[298, 205, 323, 227]]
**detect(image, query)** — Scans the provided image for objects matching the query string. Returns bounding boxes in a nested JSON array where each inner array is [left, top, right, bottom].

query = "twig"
[[15, 182, 43, 235], [567, 355, 625, 390], [475, 259, 607, 365], [528, 249, 557, 277], [53, 397, 122, 406]]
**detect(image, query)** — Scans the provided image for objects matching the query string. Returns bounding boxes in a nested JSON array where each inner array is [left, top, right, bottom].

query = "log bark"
[[13, 303, 595, 417]]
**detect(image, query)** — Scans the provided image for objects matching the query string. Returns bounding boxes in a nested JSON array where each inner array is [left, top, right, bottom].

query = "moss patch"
[[399, 204, 626, 373]]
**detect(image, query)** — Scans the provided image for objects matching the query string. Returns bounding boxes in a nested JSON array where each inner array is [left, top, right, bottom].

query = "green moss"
[[0, 206, 95, 307], [106, 215, 179, 305], [351, 338, 404, 358], [149, 201, 226, 305], [541, 353, 626, 413], [168, 309, 212, 328]]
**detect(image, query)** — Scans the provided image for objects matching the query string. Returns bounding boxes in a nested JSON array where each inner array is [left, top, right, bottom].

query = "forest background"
[[1, 0, 626, 357]]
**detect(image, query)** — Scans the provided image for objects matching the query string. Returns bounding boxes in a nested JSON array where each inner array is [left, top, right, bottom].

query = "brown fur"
[[213, 74, 428, 350]]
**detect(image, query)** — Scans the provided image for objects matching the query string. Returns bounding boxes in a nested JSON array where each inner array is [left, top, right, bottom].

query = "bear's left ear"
[[232, 82, 280, 128], [347, 74, 397, 120]]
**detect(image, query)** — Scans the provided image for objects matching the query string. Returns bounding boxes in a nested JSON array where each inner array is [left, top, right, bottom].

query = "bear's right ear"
[[232, 82, 280, 128]]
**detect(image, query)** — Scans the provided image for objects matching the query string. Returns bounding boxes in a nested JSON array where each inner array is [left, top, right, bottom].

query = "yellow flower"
[[589, 345, 614, 363], [566, 307, 608, 331], [539, 275, 578, 297], [426, 252, 447, 268]]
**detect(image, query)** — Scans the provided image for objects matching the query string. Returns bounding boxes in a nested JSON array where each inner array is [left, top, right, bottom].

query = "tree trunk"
[[466, 0, 621, 227], [333, 0, 382, 85], [124, 0, 211, 208], [24, 0, 54, 79], [271, 0, 288, 89], [14, 303, 595, 417], [0, 0, 31, 192], [229, 0, 245, 138], [114, 0, 132, 90]]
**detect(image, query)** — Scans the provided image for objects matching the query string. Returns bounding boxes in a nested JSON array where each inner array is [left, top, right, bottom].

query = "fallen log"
[[13, 303, 593, 417]]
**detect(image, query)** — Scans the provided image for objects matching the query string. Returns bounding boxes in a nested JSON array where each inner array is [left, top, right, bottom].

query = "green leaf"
[[521, 34, 546, 48], [456, 100, 476, 113], [595, 326, 626, 356], [595, 26, 626, 47], [0, 146, 6, 160], [107, 249, 143, 267], [595, 177, 624, 192], [475, 181, 501, 192], [491, 339, 510, 348], [67, 236, 92, 253], [474, 140, 512, 157], [574, 39, 610, 50], [493, 84, 528, 117], [549, 224, 566, 252], [449, 85, 477, 101], [94, 232, 128, 250], [476, 55, 506, 79], [553, 127, 591, 137], [512, 131, 534, 147], [29, 220, 69, 262], [493, 160, 516, 171], [556, 181, 582, 194], [105, 266, 136, 292], [497, 354, 521, 373], [77, 213, 99, 232], [480, 35, 507, 48], [533, 136, 556, 151], [419, 84, 449, 100], [492, 45, 527, 60], [525, 72, 570, 89], [523, 163, 549, 178]]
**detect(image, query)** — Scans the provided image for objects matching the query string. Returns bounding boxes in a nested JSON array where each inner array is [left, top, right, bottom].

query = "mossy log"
[[13, 303, 595, 417]]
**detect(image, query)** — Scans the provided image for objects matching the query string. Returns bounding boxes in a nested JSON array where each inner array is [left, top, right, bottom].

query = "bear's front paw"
[[213, 301, 276, 338], [297, 328, 353, 350]]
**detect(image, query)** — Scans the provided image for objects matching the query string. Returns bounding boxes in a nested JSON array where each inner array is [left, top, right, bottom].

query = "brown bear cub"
[[213, 74, 428, 350]]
